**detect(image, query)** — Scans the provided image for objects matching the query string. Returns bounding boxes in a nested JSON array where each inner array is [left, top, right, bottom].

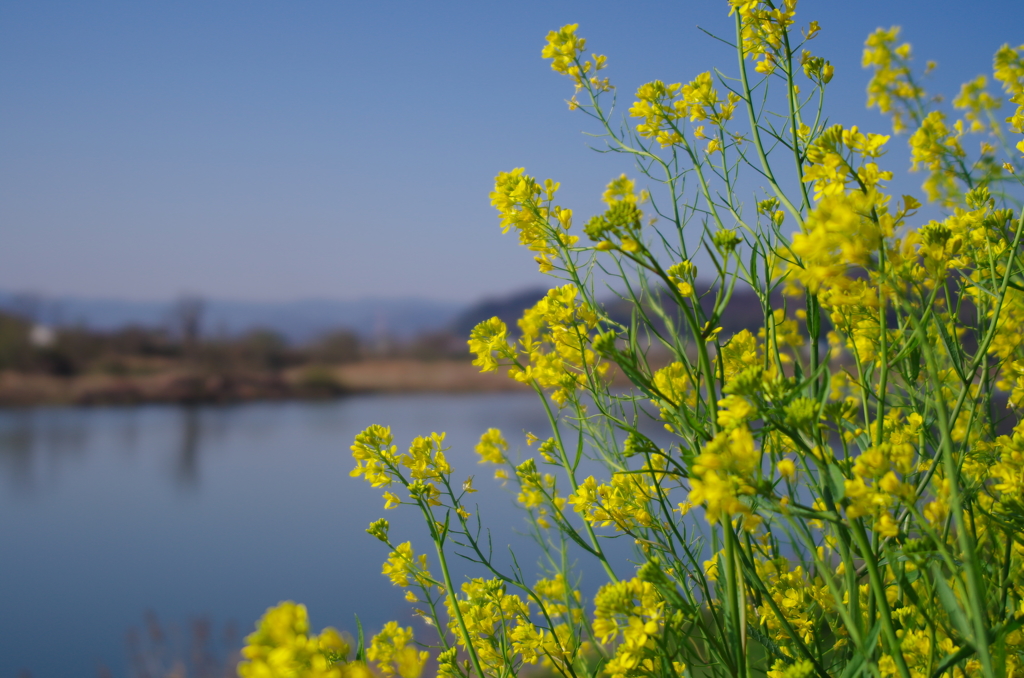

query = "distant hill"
[[449, 284, 776, 338], [0, 284, 775, 347], [0, 292, 463, 343], [448, 288, 550, 338]]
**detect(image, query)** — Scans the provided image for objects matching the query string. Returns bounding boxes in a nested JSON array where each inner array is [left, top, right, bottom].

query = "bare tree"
[[171, 296, 205, 346]]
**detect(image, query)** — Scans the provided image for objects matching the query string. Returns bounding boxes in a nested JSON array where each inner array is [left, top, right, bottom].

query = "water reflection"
[[118, 611, 241, 678], [0, 394, 567, 678], [0, 408, 92, 493], [0, 404, 290, 494], [0, 413, 35, 489], [0, 406, 208, 493], [0, 393, 678, 678], [174, 406, 202, 489]]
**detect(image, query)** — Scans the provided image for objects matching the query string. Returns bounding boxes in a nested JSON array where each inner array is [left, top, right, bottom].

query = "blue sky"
[[2, 0, 1021, 302]]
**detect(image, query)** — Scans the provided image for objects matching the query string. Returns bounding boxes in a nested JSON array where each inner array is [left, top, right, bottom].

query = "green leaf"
[[354, 614, 366, 662], [839, 619, 883, 678], [829, 464, 847, 501], [930, 563, 974, 645], [930, 312, 966, 381], [932, 615, 1024, 678]]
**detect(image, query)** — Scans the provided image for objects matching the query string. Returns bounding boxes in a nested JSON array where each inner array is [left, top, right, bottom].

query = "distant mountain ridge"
[[0, 285, 769, 346], [0, 292, 463, 343], [449, 288, 549, 338]]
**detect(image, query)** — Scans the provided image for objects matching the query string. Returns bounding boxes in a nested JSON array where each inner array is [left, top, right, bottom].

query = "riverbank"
[[0, 359, 531, 407]]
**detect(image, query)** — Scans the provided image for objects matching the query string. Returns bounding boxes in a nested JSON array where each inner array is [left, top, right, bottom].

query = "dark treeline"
[[0, 285, 790, 376], [0, 310, 477, 378], [0, 285, 805, 406]]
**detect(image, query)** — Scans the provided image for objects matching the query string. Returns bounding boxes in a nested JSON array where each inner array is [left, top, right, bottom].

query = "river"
[[0, 393, 625, 677]]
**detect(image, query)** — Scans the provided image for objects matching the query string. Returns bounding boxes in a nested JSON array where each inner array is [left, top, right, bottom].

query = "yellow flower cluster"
[[541, 23, 608, 94], [592, 577, 664, 678], [239, 603, 431, 678], [729, 0, 798, 75], [977, 420, 1024, 524], [690, 413, 760, 526], [583, 175, 647, 251], [468, 286, 608, 407], [843, 411, 921, 528], [567, 470, 656, 533], [514, 457, 565, 528], [467, 317, 512, 373], [908, 111, 965, 205], [262, 14, 1024, 678], [863, 26, 923, 133], [914, 187, 1002, 274], [666, 261, 697, 297], [513, 286, 607, 406], [473, 427, 508, 465], [350, 425, 398, 489], [952, 75, 1001, 134], [541, 24, 585, 81], [628, 74, 739, 147], [490, 168, 575, 273], [649, 360, 697, 431], [238, 602, 360, 678], [532, 574, 581, 619], [801, 124, 891, 199], [366, 622, 428, 678], [399, 432, 451, 483], [629, 80, 684, 147], [867, 32, 1021, 199], [351, 425, 451, 510], [800, 49, 833, 85], [719, 330, 761, 382], [381, 542, 433, 589], [754, 558, 837, 651], [790, 185, 887, 287], [752, 542, 1024, 678], [993, 43, 1024, 154], [781, 124, 925, 365], [444, 578, 538, 671]]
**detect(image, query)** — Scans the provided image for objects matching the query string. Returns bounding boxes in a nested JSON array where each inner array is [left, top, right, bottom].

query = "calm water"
[[0, 393, 613, 678]]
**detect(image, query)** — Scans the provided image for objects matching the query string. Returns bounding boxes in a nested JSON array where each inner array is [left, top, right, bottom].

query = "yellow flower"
[[490, 168, 570, 272], [542, 24, 588, 85], [351, 425, 398, 488], [874, 512, 900, 538], [367, 622, 428, 678], [507, 285, 607, 406], [863, 26, 923, 133], [630, 81, 685, 146], [468, 316, 512, 372], [908, 111, 964, 205], [994, 43, 1024, 134], [953, 74, 1001, 133], [238, 602, 348, 678], [730, 0, 796, 65], [399, 432, 450, 480], [382, 542, 431, 588], [778, 458, 796, 480], [703, 557, 720, 581], [475, 428, 508, 464]]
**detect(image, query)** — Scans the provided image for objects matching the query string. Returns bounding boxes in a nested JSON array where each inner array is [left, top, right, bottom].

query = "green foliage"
[[245, 4, 1024, 678]]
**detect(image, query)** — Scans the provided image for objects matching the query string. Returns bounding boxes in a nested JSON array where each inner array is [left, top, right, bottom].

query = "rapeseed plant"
[[241, 2, 1024, 677]]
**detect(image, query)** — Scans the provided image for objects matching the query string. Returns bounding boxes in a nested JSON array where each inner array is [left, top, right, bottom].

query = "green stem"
[[734, 13, 803, 227], [849, 522, 913, 678], [915, 331, 996, 678], [422, 502, 488, 678], [533, 382, 618, 583]]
